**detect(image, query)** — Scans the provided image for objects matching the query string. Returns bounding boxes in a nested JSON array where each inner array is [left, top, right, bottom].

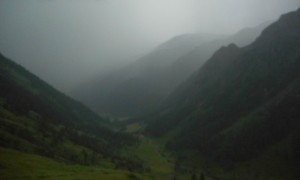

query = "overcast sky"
[[0, 0, 299, 93]]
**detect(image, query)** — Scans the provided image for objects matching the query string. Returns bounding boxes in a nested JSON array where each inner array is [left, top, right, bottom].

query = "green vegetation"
[[127, 137, 173, 174], [0, 53, 144, 174], [0, 147, 152, 180], [125, 123, 143, 133], [0, 53, 198, 179], [1, 6, 300, 180]]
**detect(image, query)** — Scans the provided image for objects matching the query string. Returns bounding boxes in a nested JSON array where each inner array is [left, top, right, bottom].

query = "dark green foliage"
[[127, 173, 141, 180], [200, 173, 205, 180], [191, 173, 197, 180], [146, 8, 300, 177]]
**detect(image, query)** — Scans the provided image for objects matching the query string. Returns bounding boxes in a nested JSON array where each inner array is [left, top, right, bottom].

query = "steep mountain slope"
[[0, 53, 142, 171], [158, 21, 271, 100], [146, 8, 300, 179], [72, 23, 268, 118], [172, 21, 271, 75]]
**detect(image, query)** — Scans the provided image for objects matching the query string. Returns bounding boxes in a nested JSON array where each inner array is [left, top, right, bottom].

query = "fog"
[[0, 0, 299, 93]]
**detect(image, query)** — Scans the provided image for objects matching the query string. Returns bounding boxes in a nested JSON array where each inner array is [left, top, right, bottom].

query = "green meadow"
[[0, 147, 153, 180]]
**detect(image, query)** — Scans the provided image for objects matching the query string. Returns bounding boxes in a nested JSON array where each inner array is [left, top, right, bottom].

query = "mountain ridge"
[[72, 22, 270, 118]]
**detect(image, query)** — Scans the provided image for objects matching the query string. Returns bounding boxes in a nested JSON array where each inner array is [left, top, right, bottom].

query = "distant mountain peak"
[[219, 43, 239, 51], [210, 43, 240, 63]]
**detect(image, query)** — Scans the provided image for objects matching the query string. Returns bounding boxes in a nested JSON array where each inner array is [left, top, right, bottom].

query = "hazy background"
[[0, 0, 299, 93]]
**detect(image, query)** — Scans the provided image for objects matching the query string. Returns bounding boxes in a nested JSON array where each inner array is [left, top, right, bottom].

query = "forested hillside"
[[0, 53, 143, 171], [146, 8, 300, 179]]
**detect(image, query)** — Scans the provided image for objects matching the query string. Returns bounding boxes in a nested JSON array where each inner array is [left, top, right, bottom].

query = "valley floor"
[[0, 147, 154, 180], [1, 122, 292, 180], [0, 137, 199, 180]]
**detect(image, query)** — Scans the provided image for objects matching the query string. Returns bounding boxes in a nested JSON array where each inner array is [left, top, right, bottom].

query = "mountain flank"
[[146, 8, 300, 179], [0, 53, 145, 172]]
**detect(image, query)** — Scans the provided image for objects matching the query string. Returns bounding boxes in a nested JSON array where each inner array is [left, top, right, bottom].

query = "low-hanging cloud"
[[0, 0, 299, 93]]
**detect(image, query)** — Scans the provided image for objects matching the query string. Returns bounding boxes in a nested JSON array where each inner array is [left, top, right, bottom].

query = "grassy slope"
[[123, 123, 198, 180], [0, 139, 182, 180], [0, 120, 184, 179], [0, 121, 210, 180], [123, 124, 174, 179], [0, 147, 153, 180]]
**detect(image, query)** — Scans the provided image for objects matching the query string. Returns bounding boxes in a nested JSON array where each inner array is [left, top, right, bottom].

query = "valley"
[[0, 131, 196, 180], [1, 2, 300, 180]]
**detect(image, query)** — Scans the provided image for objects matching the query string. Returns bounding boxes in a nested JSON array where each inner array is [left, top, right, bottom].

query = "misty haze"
[[1, 0, 299, 93], [1, 0, 300, 179]]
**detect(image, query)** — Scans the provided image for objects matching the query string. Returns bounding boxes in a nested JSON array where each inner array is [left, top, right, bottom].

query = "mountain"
[[72, 33, 222, 118], [146, 8, 300, 179], [0, 53, 144, 171], [157, 21, 272, 100], [72, 23, 269, 118], [174, 21, 272, 76]]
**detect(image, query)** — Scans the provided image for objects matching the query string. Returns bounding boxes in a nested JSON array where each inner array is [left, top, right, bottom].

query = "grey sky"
[[0, 0, 299, 93]]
